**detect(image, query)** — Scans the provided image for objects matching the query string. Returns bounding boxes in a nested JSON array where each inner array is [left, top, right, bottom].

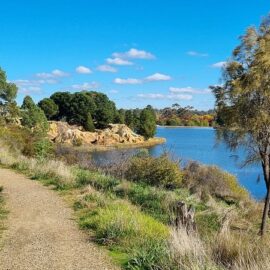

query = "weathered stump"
[[174, 201, 196, 234]]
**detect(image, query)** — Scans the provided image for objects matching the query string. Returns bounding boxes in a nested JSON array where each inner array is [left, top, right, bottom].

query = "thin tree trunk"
[[260, 184, 270, 236], [260, 158, 270, 236]]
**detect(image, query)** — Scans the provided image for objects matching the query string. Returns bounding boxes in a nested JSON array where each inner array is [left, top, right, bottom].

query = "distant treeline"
[[154, 104, 215, 127]]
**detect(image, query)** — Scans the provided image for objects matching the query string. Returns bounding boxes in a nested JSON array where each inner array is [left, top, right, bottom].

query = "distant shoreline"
[[157, 125, 214, 129], [62, 137, 166, 152]]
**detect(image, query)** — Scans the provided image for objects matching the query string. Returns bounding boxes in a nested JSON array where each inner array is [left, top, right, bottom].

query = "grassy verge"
[[0, 143, 269, 269]]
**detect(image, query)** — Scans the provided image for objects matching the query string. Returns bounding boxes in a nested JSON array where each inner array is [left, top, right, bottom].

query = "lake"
[[92, 127, 265, 199]]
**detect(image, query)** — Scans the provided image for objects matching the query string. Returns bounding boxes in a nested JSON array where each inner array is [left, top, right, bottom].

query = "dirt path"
[[0, 168, 118, 270]]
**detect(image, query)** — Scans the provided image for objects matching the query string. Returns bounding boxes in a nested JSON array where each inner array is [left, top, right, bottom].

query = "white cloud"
[[169, 87, 211, 94], [145, 73, 172, 82], [51, 69, 69, 77], [109, 89, 119, 94], [187, 51, 208, 57], [113, 48, 155, 59], [76, 66, 92, 74], [138, 93, 193, 101], [14, 78, 58, 95], [71, 82, 99, 90], [114, 73, 172, 85], [19, 86, 42, 94], [211, 61, 227, 68], [36, 69, 69, 79], [106, 57, 133, 66], [114, 78, 142, 85], [97, 65, 117, 73], [36, 72, 54, 79], [14, 79, 58, 86], [38, 79, 58, 84]]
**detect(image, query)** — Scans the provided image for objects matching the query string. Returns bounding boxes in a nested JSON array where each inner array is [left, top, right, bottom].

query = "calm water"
[[92, 127, 265, 199]]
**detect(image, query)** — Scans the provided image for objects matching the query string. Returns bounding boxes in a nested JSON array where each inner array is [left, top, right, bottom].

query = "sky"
[[0, 1, 269, 110]]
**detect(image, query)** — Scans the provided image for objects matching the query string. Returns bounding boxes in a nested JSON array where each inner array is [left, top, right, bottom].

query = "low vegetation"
[[0, 185, 7, 241], [0, 122, 268, 269]]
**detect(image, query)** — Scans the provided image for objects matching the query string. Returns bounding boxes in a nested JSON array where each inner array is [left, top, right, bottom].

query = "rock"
[[48, 121, 146, 146]]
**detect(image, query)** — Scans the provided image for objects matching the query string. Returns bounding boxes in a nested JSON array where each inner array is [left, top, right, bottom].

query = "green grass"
[[0, 142, 263, 270], [77, 188, 170, 269], [0, 187, 8, 240]]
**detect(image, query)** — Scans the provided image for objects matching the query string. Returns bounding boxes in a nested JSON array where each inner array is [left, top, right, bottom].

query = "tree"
[[50, 92, 72, 121], [0, 68, 19, 122], [125, 110, 134, 129], [211, 15, 270, 235], [114, 109, 125, 124], [0, 68, 18, 103], [38, 98, 59, 120], [138, 106, 156, 139], [84, 113, 95, 132], [21, 96, 48, 134], [68, 92, 96, 127], [89, 91, 117, 128]]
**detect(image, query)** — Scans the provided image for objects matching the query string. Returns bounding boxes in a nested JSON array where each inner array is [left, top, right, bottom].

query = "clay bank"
[[48, 121, 165, 151]]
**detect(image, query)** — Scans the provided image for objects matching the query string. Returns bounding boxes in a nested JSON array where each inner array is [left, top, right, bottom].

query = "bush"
[[183, 162, 249, 202], [33, 138, 54, 159], [126, 154, 183, 188]]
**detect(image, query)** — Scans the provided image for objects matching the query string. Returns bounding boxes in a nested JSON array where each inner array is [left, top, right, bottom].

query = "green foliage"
[[166, 117, 181, 126], [0, 68, 18, 103], [49, 91, 118, 129], [126, 154, 183, 188], [50, 92, 72, 121], [138, 106, 156, 139], [0, 68, 19, 123], [38, 98, 59, 120], [114, 109, 125, 124], [157, 104, 214, 127], [210, 15, 270, 235], [90, 91, 117, 128], [69, 92, 96, 127], [33, 138, 54, 159], [84, 113, 95, 131], [21, 96, 49, 134]]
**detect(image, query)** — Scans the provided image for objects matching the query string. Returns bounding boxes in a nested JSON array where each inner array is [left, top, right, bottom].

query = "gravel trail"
[[0, 168, 118, 270]]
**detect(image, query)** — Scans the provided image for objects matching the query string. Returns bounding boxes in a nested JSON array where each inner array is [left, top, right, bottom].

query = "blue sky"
[[0, 0, 268, 110]]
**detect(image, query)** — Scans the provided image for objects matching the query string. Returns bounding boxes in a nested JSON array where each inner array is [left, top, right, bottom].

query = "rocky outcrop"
[[48, 121, 147, 146]]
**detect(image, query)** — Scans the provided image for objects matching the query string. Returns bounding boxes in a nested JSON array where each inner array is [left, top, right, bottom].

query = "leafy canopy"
[[211, 14, 270, 235]]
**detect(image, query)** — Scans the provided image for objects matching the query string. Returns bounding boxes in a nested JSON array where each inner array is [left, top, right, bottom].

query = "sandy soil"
[[0, 168, 118, 270]]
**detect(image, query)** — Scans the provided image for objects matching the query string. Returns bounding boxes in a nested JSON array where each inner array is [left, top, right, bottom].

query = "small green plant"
[[126, 154, 183, 188], [33, 138, 54, 159], [72, 138, 83, 147]]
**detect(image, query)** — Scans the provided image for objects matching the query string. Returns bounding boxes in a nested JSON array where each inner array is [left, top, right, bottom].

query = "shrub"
[[126, 154, 183, 188], [33, 138, 54, 159], [72, 137, 83, 147], [183, 162, 249, 202]]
